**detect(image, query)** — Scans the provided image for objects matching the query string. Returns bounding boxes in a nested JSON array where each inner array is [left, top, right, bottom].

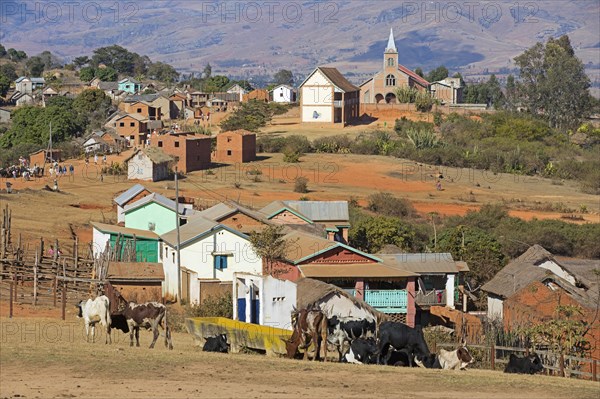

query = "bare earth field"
[[1, 313, 599, 399], [1, 148, 598, 247]]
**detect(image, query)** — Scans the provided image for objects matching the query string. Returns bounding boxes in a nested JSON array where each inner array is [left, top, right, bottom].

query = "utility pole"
[[175, 166, 182, 302]]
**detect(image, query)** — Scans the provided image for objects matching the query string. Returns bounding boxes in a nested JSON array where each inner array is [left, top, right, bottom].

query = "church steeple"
[[386, 27, 397, 53], [384, 28, 398, 71]]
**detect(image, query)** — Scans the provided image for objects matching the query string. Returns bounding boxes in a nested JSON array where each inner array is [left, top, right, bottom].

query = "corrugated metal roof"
[[197, 202, 236, 220], [300, 263, 416, 278], [160, 216, 218, 247], [284, 201, 349, 222], [114, 184, 149, 207], [378, 253, 464, 274], [91, 221, 159, 240], [124, 193, 190, 215]]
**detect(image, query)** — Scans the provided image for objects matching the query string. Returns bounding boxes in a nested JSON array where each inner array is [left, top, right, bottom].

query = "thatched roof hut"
[[295, 278, 386, 322]]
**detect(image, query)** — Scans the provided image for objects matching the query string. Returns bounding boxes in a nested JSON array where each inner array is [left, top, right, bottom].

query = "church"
[[359, 29, 430, 104]]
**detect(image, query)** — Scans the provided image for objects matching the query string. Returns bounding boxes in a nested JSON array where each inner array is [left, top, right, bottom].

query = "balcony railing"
[[415, 289, 446, 306], [348, 289, 408, 314]]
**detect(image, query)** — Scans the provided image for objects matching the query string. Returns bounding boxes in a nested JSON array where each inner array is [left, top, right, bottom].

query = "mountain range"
[[1, 0, 598, 86]]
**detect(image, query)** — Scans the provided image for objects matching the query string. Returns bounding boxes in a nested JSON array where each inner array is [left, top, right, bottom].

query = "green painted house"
[[91, 222, 160, 262], [124, 192, 193, 236]]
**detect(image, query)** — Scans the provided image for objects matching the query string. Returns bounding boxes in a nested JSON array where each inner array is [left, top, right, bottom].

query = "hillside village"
[[0, 23, 599, 396]]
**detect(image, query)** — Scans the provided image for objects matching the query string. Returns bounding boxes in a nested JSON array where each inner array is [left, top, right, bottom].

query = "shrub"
[[283, 148, 302, 163], [294, 176, 308, 193], [367, 192, 415, 218]]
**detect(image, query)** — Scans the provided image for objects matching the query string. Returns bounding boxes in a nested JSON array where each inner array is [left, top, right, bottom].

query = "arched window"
[[385, 74, 396, 86], [387, 57, 394, 67]]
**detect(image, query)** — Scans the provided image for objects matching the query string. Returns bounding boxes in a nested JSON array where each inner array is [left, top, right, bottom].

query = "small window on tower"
[[387, 57, 394, 67]]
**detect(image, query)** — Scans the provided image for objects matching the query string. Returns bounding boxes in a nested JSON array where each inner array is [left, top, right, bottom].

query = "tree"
[[486, 74, 505, 109], [37, 51, 61, 70], [73, 89, 113, 129], [203, 63, 212, 78], [0, 75, 10, 97], [273, 69, 294, 85], [437, 226, 505, 307], [414, 67, 424, 78], [249, 225, 288, 275], [73, 56, 90, 68], [202, 75, 229, 93], [7, 48, 27, 61], [414, 90, 435, 112], [505, 74, 517, 111], [91, 45, 140, 75], [95, 67, 118, 81], [426, 65, 448, 82], [147, 62, 180, 83], [78, 66, 96, 82], [350, 215, 417, 253], [219, 100, 281, 132], [0, 44, 6, 58], [26, 56, 44, 76], [0, 64, 17, 81], [514, 35, 593, 130]]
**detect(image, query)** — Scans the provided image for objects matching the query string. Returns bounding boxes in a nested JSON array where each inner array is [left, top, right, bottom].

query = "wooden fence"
[[437, 342, 599, 381], [0, 205, 103, 319]]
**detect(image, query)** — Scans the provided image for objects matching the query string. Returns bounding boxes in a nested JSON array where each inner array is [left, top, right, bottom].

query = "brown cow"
[[285, 307, 328, 361]]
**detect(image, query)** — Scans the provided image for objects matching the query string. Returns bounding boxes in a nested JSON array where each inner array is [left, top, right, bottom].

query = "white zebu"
[[76, 295, 112, 344]]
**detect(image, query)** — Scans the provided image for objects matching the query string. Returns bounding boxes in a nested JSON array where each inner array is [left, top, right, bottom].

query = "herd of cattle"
[[75, 295, 543, 375], [75, 294, 173, 350]]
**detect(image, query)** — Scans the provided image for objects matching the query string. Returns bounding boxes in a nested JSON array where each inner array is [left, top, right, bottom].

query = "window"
[[137, 108, 142, 113], [119, 122, 125, 127], [214, 255, 228, 270], [279, 92, 283, 97], [130, 135, 135, 140], [158, 141, 163, 147], [172, 252, 175, 262], [387, 57, 394, 67], [227, 150, 232, 156], [148, 222, 155, 231], [227, 137, 232, 142], [385, 74, 396, 86], [130, 122, 135, 127], [174, 142, 180, 148]]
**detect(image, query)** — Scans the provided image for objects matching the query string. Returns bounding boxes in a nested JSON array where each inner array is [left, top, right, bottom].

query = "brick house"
[[115, 114, 149, 146], [113, 184, 153, 223], [482, 245, 600, 358], [149, 131, 211, 173], [196, 201, 270, 234], [430, 77, 464, 105], [259, 200, 350, 243], [299, 66, 360, 125], [214, 130, 256, 164], [243, 89, 269, 102], [29, 149, 61, 167], [359, 28, 430, 104], [119, 101, 161, 121]]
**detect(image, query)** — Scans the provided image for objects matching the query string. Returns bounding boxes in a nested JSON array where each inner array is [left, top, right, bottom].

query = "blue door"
[[237, 298, 246, 322], [251, 299, 260, 324]]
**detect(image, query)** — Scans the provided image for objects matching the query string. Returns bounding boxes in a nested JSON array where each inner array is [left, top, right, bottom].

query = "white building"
[[160, 216, 263, 303], [113, 184, 151, 224], [270, 84, 296, 103], [298, 66, 360, 125], [233, 273, 297, 330]]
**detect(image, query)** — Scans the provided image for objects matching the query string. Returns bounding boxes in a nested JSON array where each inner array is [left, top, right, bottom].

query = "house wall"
[[214, 132, 256, 164], [487, 295, 504, 320], [151, 133, 211, 173], [125, 202, 177, 235], [109, 282, 162, 303], [162, 229, 262, 299], [150, 97, 171, 120], [268, 210, 307, 225], [272, 87, 293, 103], [301, 69, 333, 123], [127, 154, 155, 181], [218, 211, 265, 233], [117, 189, 152, 223], [116, 116, 147, 146], [92, 228, 110, 258]]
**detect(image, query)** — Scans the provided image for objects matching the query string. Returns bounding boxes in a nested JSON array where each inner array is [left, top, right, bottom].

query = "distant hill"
[[1, 0, 598, 89]]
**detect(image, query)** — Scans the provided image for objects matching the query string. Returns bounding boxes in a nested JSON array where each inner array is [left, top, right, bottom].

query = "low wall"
[[186, 317, 292, 356]]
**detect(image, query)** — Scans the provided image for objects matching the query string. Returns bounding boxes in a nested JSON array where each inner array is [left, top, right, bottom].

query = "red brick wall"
[[116, 116, 147, 145], [218, 212, 265, 233], [306, 246, 375, 264], [150, 132, 211, 173], [269, 211, 307, 225], [214, 132, 256, 163], [504, 281, 600, 360]]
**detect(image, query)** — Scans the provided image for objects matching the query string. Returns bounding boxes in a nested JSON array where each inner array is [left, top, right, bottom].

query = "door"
[[238, 298, 246, 322], [181, 270, 190, 304]]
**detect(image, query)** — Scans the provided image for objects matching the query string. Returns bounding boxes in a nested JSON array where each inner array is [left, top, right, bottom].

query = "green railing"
[[347, 289, 408, 314]]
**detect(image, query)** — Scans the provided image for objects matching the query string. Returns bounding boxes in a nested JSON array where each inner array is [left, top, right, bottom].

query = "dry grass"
[[1, 316, 599, 399]]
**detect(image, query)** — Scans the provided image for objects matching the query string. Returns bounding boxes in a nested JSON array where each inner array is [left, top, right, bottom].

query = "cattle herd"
[[75, 294, 173, 350], [76, 296, 544, 375]]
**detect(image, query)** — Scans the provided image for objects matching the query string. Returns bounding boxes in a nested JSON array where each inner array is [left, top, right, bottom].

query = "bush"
[[367, 192, 415, 218], [283, 149, 301, 163], [294, 176, 308, 193]]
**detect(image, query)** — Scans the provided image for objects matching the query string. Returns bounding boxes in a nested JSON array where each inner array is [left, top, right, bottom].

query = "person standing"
[[94, 153, 98, 165], [69, 164, 74, 176]]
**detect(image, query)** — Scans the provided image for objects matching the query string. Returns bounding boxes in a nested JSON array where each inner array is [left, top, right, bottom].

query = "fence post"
[[9, 281, 13, 318], [61, 282, 67, 321], [490, 343, 495, 370], [33, 249, 38, 306], [53, 276, 58, 307], [559, 352, 565, 377], [592, 359, 597, 382]]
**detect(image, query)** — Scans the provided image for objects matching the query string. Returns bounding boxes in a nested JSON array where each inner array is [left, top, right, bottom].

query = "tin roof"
[[91, 221, 160, 240], [378, 253, 468, 274], [284, 200, 349, 222], [124, 192, 190, 216], [114, 184, 149, 207]]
